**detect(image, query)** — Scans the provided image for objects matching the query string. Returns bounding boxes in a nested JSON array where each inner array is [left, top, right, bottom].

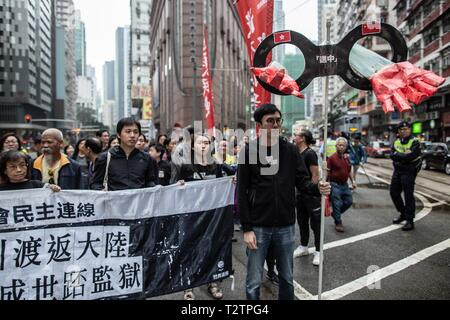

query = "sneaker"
[[335, 224, 344, 233], [266, 270, 279, 286], [312, 252, 321, 266], [293, 245, 310, 258]]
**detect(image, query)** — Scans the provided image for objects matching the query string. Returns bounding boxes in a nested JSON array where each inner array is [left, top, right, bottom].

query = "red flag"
[[274, 31, 292, 44], [362, 22, 381, 35], [236, 0, 274, 107], [202, 25, 216, 136]]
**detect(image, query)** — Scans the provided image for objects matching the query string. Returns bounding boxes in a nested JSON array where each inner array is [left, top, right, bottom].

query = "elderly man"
[[327, 137, 355, 232], [31, 129, 82, 190]]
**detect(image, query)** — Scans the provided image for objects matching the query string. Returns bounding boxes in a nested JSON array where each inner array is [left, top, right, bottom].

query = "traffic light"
[[25, 114, 32, 124]]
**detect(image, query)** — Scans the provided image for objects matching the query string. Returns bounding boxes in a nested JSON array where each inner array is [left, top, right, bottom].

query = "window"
[[442, 47, 450, 70], [423, 26, 439, 46], [409, 40, 421, 57]]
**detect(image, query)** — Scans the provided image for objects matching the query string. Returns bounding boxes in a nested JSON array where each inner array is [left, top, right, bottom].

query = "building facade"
[[395, 0, 450, 142], [115, 26, 131, 123], [0, 0, 54, 134], [74, 10, 86, 77], [131, 0, 152, 118], [54, 0, 77, 123], [149, 0, 252, 134]]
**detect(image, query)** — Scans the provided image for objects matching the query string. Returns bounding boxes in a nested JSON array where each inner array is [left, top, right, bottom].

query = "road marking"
[[311, 238, 450, 300], [363, 168, 450, 206], [293, 170, 434, 300]]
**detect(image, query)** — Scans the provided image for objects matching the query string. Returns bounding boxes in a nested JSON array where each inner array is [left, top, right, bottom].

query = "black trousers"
[[390, 170, 417, 222], [296, 194, 321, 252]]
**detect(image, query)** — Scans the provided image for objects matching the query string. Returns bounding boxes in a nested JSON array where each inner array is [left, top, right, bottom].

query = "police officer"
[[390, 121, 422, 231]]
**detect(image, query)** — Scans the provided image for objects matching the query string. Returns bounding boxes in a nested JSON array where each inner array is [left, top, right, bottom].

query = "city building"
[[102, 60, 116, 128], [281, 52, 306, 136], [314, 0, 340, 130], [0, 0, 54, 135], [395, 0, 450, 142], [149, 0, 252, 134], [131, 0, 152, 120], [115, 26, 131, 123], [54, 0, 77, 124], [273, 0, 286, 64], [74, 10, 86, 76]]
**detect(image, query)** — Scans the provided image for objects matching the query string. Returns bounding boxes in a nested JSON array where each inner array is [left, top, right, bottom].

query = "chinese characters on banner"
[[236, 0, 274, 107], [202, 25, 216, 136], [0, 178, 235, 300]]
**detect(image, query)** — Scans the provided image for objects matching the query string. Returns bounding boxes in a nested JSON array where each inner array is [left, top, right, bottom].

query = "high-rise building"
[[314, 0, 339, 128], [131, 0, 152, 119], [102, 60, 116, 129], [0, 0, 54, 133], [273, 0, 286, 64], [54, 0, 77, 123], [281, 53, 306, 136], [74, 10, 86, 76], [103, 61, 116, 101], [149, 0, 252, 134], [115, 26, 131, 123]]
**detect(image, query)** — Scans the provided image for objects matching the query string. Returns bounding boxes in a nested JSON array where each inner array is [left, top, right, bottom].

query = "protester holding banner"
[[91, 118, 157, 191], [293, 129, 322, 266], [0, 150, 60, 192], [171, 133, 226, 300], [237, 104, 331, 300], [149, 144, 171, 187], [31, 129, 82, 190]]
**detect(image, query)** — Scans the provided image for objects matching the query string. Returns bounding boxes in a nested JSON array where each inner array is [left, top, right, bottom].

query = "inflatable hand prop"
[[251, 65, 305, 99], [369, 62, 445, 113]]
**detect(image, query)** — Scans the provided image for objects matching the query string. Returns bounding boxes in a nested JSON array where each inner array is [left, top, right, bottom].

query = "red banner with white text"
[[202, 25, 216, 136], [236, 0, 274, 107]]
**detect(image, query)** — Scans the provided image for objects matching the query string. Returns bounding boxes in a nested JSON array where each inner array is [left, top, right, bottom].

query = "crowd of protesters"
[[2, 104, 422, 301]]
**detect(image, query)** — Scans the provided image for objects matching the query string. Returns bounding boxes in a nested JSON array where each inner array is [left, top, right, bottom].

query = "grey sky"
[[72, 0, 317, 92]]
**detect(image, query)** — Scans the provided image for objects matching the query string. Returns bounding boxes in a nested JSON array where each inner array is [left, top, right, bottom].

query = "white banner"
[[0, 178, 235, 300]]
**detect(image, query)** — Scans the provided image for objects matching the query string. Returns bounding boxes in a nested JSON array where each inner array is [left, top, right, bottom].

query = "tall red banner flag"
[[202, 25, 216, 136], [236, 0, 274, 107]]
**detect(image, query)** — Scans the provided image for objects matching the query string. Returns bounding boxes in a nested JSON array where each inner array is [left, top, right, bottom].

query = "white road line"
[[363, 168, 449, 206], [311, 238, 450, 300], [293, 171, 434, 300]]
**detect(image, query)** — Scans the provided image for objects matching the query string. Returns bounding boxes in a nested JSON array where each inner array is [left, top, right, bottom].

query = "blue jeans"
[[246, 225, 295, 300], [331, 182, 353, 225]]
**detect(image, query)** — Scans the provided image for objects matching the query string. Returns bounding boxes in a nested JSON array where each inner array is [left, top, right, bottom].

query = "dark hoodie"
[[91, 146, 157, 191]]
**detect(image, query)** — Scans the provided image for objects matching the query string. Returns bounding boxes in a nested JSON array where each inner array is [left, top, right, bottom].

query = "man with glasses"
[[390, 121, 422, 231], [31, 129, 82, 190], [237, 104, 331, 300]]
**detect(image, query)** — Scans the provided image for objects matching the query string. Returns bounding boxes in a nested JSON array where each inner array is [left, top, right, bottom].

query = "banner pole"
[[318, 19, 331, 301]]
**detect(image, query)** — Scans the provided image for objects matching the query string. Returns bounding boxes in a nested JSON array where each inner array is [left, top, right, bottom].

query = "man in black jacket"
[[390, 121, 422, 231], [91, 118, 157, 191], [237, 104, 331, 300]]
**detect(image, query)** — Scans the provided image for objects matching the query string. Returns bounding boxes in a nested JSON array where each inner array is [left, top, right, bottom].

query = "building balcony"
[[422, 7, 441, 31], [408, 52, 421, 64], [423, 39, 439, 57], [408, 23, 422, 40], [442, 32, 450, 46], [443, 66, 450, 78]]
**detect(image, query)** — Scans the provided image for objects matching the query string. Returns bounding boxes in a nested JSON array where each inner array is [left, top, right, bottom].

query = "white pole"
[[318, 20, 331, 301]]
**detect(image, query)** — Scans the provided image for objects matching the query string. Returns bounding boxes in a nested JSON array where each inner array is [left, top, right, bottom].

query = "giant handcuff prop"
[[252, 23, 445, 113]]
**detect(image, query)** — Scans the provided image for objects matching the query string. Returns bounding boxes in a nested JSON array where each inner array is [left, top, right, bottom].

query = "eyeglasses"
[[265, 118, 283, 126]]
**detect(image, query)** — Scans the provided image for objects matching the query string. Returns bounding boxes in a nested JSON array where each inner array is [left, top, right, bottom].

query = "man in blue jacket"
[[32, 129, 82, 190]]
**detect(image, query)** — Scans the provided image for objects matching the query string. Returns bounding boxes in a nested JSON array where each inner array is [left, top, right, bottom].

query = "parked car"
[[420, 141, 433, 154], [422, 142, 450, 175], [366, 141, 391, 158]]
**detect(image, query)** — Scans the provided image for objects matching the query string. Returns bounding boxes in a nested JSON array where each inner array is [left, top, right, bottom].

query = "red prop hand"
[[252, 65, 304, 99], [370, 62, 445, 113]]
